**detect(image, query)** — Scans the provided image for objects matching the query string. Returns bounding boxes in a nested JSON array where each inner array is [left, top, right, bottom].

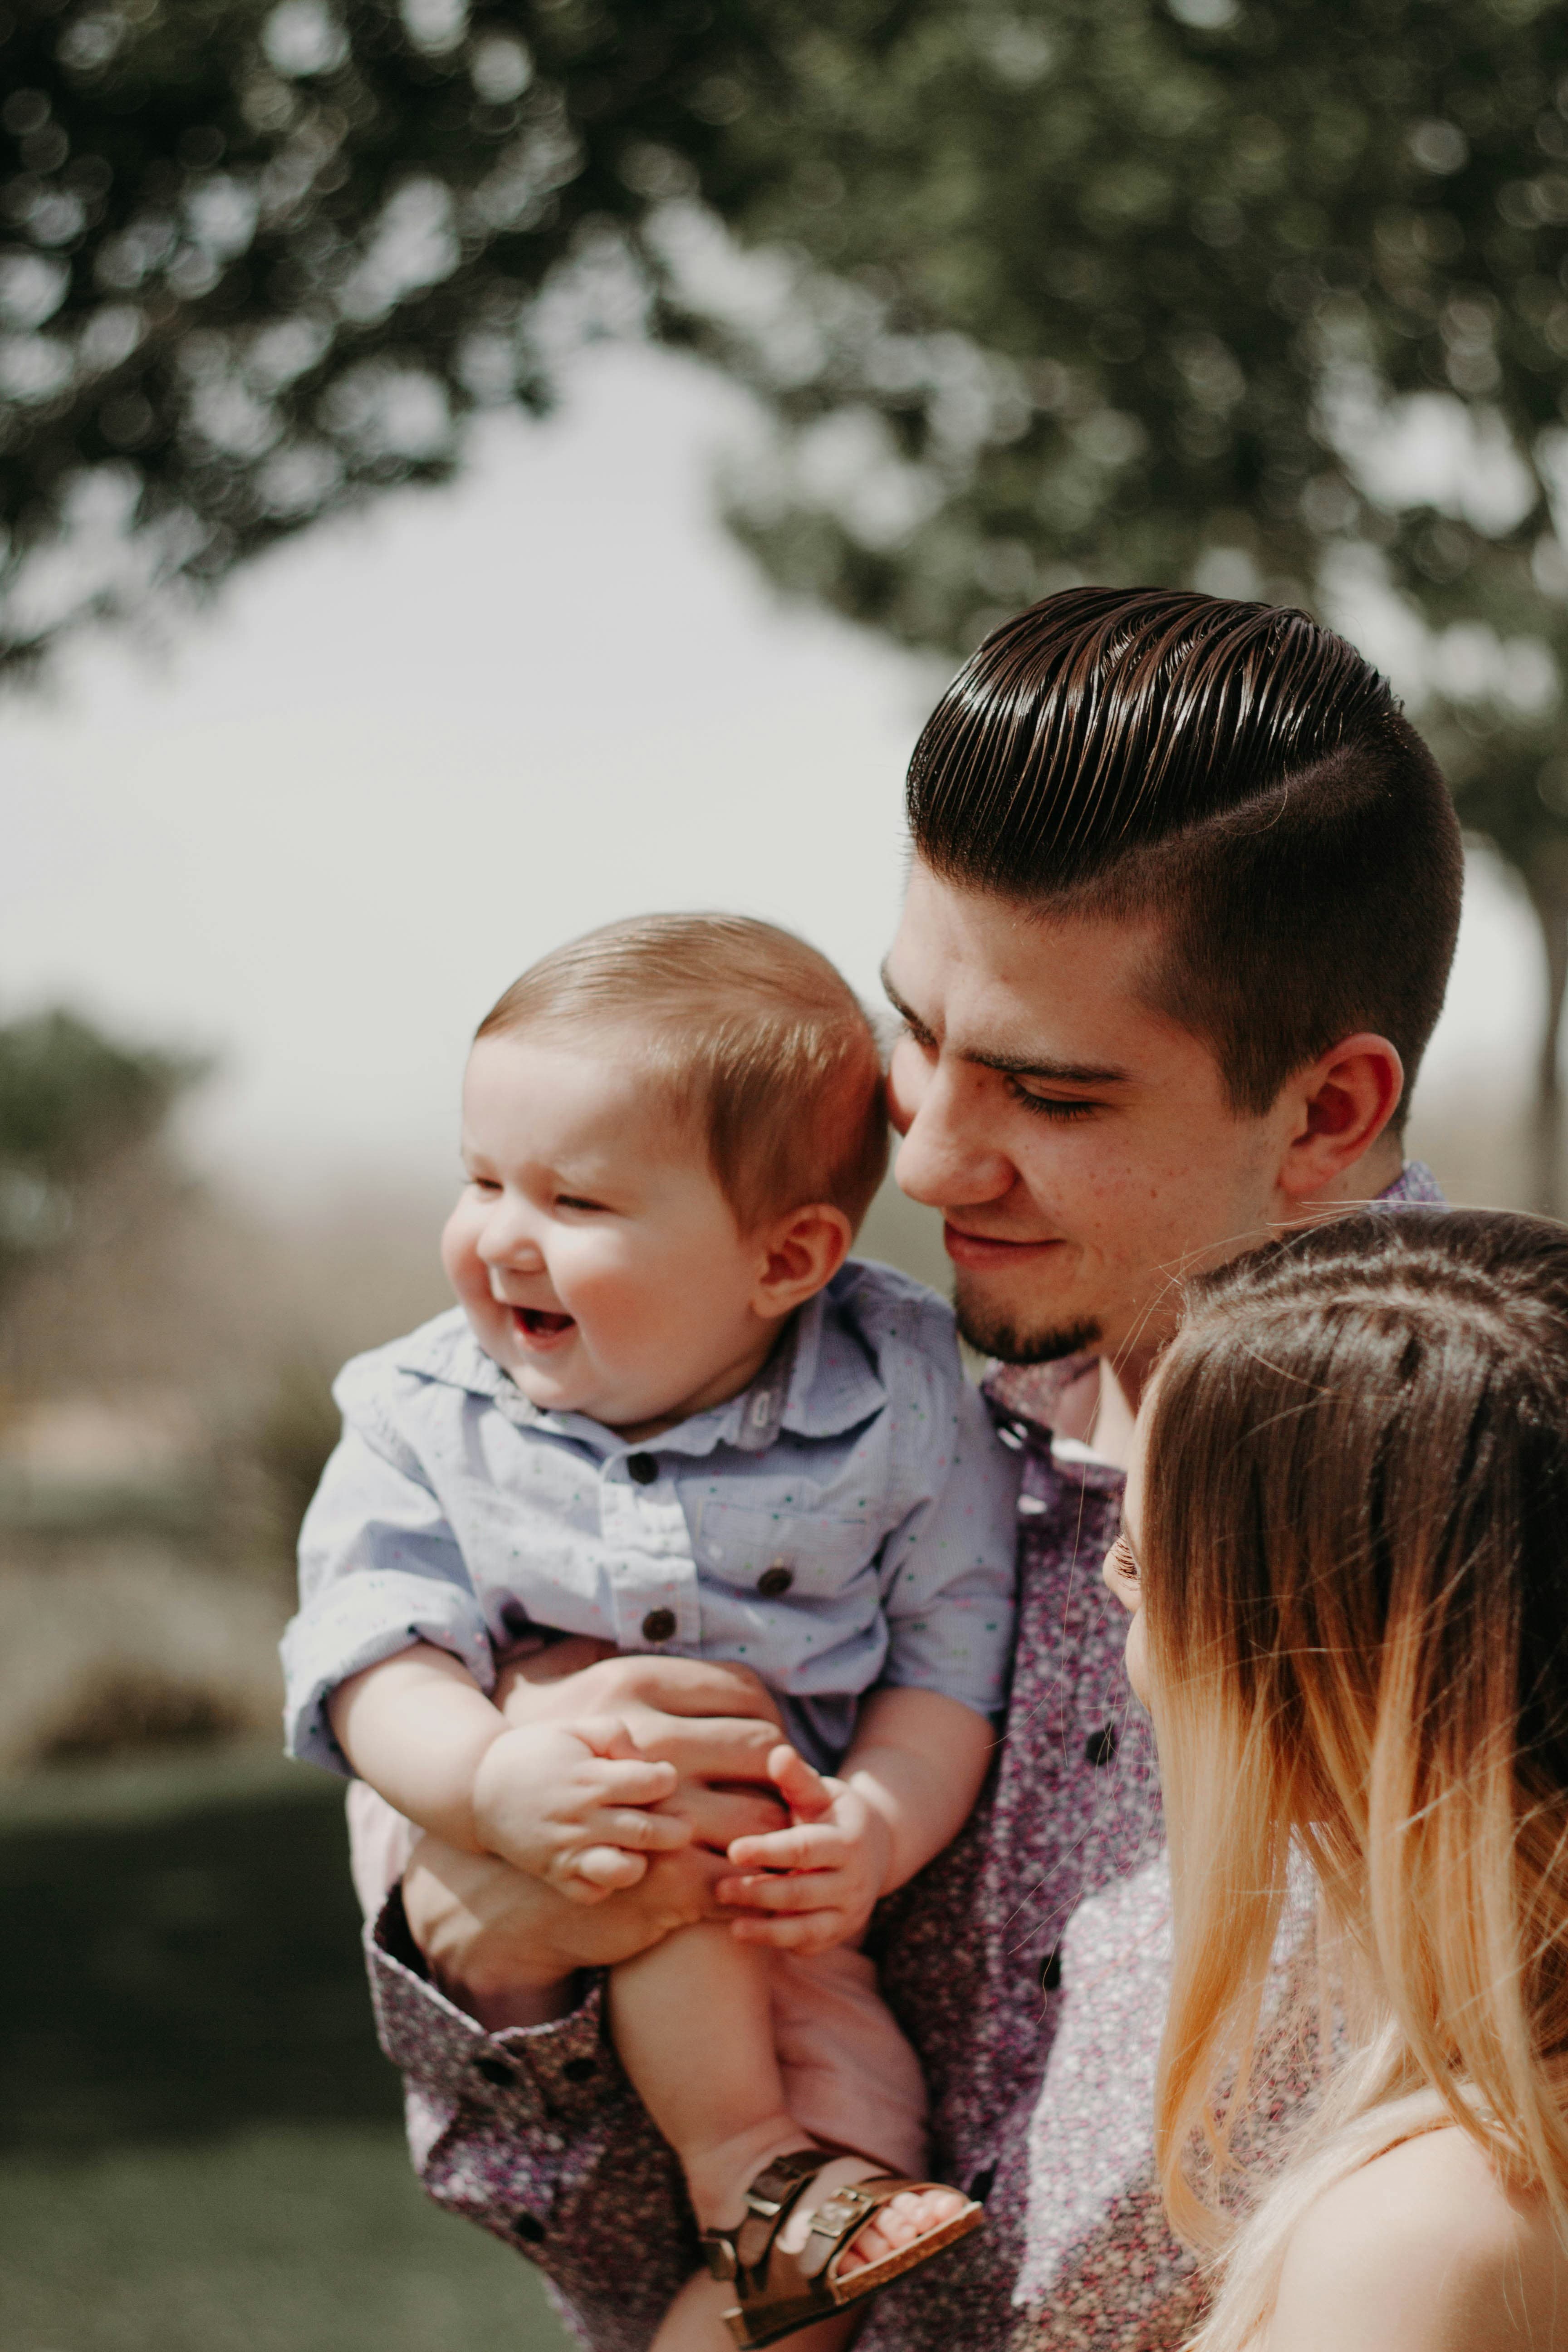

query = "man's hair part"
[[477, 913, 889, 1235], [906, 587, 1463, 1122]]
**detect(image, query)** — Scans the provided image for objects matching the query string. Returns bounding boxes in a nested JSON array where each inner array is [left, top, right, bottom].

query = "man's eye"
[[1009, 1084, 1098, 1122]]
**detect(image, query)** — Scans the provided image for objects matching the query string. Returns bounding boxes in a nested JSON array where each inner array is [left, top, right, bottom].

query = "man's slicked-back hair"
[[907, 588, 1463, 1120]]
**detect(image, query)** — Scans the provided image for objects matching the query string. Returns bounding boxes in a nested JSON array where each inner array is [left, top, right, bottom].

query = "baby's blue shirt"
[[283, 1258, 1020, 1775]]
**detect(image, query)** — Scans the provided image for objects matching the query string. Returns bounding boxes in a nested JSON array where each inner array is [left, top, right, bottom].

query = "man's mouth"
[[943, 1223, 1066, 1270], [511, 1305, 577, 1345]]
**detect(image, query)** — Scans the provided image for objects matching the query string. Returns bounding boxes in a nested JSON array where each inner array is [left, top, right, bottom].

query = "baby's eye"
[[555, 1193, 608, 1214], [467, 1174, 501, 1193]]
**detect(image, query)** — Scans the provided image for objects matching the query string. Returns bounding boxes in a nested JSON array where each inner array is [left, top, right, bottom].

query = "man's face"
[[883, 862, 1289, 1369]]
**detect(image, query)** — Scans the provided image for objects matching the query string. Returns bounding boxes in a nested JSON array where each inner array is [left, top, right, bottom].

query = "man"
[[358, 588, 1460, 2350]]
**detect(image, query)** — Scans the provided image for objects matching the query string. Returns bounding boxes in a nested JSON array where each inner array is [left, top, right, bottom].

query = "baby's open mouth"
[[513, 1306, 575, 1341]]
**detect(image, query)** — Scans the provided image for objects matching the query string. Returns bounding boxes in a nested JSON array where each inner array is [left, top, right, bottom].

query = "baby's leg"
[[610, 1921, 808, 2231], [611, 1929, 968, 2352]]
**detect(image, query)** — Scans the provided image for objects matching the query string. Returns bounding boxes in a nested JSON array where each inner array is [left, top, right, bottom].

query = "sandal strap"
[[700, 2148, 838, 2288]]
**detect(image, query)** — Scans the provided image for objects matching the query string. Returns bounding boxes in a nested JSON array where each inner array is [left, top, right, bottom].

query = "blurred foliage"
[[0, 1007, 202, 1291], [7, 0, 1568, 1171], [3, 0, 1568, 664], [249, 1356, 339, 1556], [0, 0, 784, 663]]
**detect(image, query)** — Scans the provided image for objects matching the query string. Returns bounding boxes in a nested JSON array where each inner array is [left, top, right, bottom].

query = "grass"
[[0, 2124, 572, 2352], [0, 1745, 573, 2352]]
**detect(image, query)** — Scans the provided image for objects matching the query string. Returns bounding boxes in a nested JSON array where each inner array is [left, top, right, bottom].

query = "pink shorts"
[[346, 1782, 928, 2176]]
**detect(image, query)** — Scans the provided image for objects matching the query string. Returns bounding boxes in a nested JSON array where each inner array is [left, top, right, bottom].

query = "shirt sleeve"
[[365, 1892, 695, 2348], [877, 1363, 1021, 1718], [280, 1372, 496, 1774]]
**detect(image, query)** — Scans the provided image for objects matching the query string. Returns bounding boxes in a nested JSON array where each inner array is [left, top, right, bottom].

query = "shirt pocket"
[[694, 1499, 882, 1602]]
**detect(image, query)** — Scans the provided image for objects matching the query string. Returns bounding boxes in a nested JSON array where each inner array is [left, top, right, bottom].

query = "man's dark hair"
[[907, 588, 1463, 1122]]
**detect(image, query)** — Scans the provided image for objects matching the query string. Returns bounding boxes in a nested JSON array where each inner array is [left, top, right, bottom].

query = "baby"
[[282, 914, 1019, 2351]]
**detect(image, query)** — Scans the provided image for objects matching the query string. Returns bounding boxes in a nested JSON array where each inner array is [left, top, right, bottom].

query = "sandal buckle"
[[701, 2231, 739, 2282], [811, 2186, 875, 2237]]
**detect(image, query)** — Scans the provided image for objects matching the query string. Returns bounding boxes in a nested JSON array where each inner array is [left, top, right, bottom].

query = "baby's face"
[[442, 1030, 777, 1434]]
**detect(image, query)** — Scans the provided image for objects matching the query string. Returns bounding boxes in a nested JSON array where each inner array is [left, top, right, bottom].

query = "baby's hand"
[[715, 1745, 893, 1954], [470, 1716, 691, 1903]]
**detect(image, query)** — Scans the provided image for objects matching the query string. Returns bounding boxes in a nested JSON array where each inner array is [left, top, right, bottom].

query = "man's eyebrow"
[[880, 965, 1130, 1088]]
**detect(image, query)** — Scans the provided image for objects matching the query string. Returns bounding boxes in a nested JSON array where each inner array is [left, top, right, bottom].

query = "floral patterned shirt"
[[362, 1163, 1443, 2352]]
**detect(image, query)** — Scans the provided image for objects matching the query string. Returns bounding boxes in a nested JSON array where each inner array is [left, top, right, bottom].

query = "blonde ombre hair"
[[1140, 1208, 1568, 2350], [476, 914, 888, 1236]]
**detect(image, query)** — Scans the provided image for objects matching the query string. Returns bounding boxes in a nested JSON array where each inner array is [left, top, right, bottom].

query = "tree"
[[6, 0, 1568, 1191], [0, 0, 788, 664], [0, 1006, 201, 1297], [657, 0, 1568, 1202]]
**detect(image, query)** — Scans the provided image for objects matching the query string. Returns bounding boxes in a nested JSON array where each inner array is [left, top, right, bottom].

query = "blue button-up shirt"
[[283, 1259, 1020, 1775]]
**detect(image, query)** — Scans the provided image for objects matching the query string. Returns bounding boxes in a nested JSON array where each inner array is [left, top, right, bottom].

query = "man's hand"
[[717, 1745, 895, 1955], [470, 1715, 689, 1899], [403, 1649, 794, 2018], [494, 1649, 789, 1816]]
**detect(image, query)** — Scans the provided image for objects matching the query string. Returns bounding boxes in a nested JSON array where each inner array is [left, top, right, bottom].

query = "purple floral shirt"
[[363, 1165, 1443, 2352]]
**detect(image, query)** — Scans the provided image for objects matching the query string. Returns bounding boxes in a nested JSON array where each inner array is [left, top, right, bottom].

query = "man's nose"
[[891, 1055, 1014, 1210]]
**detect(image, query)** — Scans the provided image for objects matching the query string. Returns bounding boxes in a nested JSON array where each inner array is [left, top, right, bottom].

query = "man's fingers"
[[603, 1656, 782, 1721], [588, 1806, 692, 1853], [634, 1715, 785, 1779], [571, 1846, 649, 1893], [584, 1755, 681, 1805], [730, 1909, 843, 1952], [677, 1783, 790, 1853], [715, 1868, 845, 1913]]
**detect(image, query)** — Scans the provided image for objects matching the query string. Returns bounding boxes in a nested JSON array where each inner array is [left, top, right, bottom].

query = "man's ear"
[[1274, 1032, 1405, 1206], [752, 1203, 853, 1320]]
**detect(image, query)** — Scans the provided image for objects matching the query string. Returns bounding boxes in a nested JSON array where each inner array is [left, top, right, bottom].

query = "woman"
[[1105, 1207, 1568, 2350]]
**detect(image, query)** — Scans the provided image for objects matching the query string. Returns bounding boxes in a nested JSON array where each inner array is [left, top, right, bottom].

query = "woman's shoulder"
[[1267, 2126, 1568, 2352]]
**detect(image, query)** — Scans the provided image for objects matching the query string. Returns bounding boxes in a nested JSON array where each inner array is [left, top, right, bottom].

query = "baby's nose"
[[477, 1207, 545, 1269]]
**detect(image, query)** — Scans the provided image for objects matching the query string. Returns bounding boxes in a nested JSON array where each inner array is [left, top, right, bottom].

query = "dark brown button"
[[642, 1607, 676, 1642], [757, 1563, 794, 1598], [474, 2053, 518, 2087], [514, 2210, 545, 2244], [562, 2056, 597, 2083], [1084, 1723, 1118, 1767], [1039, 1946, 1062, 1994], [626, 1452, 658, 1485]]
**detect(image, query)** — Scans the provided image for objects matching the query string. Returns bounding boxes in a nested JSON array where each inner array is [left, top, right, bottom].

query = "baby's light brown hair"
[[476, 914, 889, 1236]]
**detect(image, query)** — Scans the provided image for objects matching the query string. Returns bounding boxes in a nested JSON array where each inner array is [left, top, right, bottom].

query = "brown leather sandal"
[[699, 2147, 984, 2349]]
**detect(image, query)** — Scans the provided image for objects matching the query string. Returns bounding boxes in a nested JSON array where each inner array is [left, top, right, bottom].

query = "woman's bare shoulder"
[[1265, 2127, 1568, 2352]]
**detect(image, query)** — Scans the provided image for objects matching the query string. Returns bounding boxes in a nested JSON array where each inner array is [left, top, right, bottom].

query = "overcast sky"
[[0, 341, 1544, 1206]]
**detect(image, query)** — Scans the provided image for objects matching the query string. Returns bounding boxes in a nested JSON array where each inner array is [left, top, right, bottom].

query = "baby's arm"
[[717, 1686, 994, 1953], [328, 1642, 691, 1900]]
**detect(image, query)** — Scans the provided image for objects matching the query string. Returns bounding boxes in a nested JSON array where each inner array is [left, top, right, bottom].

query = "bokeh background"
[[1, 2, 1565, 2344]]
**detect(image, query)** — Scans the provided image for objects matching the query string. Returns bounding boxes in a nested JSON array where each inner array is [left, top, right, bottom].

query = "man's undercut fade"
[[907, 587, 1463, 1122], [478, 914, 889, 1235]]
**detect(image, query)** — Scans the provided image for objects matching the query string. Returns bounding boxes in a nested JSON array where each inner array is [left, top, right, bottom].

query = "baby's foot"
[[774, 2154, 970, 2275], [835, 2182, 970, 2274]]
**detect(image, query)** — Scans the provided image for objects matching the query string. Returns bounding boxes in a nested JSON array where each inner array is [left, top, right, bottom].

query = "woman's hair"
[[475, 913, 888, 1235], [1141, 1208, 1568, 2347]]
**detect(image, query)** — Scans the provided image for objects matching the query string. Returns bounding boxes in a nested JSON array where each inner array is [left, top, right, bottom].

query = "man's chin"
[[953, 1277, 1101, 1367]]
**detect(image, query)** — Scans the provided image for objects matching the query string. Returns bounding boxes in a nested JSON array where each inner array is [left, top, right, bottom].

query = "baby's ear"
[[754, 1203, 852, 1318]]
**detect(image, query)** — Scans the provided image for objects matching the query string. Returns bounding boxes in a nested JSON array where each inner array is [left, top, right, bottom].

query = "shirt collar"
[[390, 1277, 885, 1460]]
